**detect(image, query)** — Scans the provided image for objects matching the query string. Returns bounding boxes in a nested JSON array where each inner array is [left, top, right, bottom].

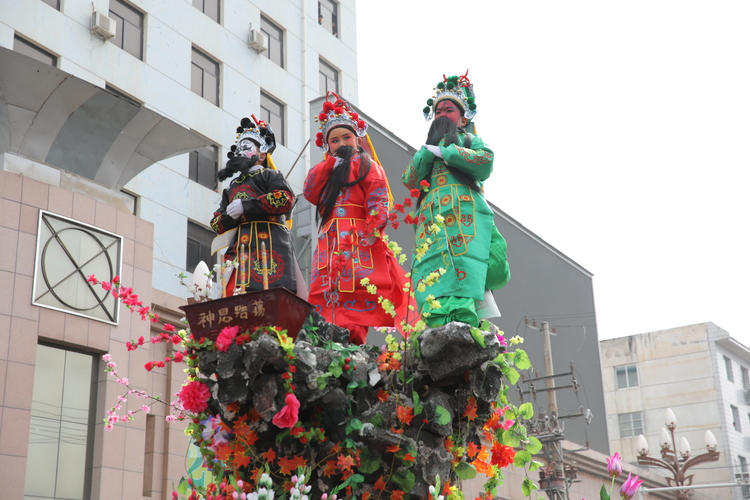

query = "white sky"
[[355, 1, 750, 344]]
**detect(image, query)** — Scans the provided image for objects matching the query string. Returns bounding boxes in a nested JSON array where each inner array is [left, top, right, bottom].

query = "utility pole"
[[518, 319, 588, 500]]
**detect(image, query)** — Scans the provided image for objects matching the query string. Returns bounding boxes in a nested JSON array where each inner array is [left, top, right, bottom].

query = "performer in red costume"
[[304, 93, 412, 344]]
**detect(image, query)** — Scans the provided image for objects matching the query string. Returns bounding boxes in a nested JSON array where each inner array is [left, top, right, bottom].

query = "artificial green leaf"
[[370, 414, 386, 428], [600, 484, 610, 500], [526, 435, 543, 454], [347, 380, 359, 391], [316, 375, 329, 390], [469, 326, 486, 348], [329, 359, 343, 377], [501, 429, 521, 448], [501, 365, 520, 385], [357, 379, 367, 389], [454, 461, 477, 480], [518, 402, 534, 420], [346, 418, 363, 435], [528, 460, 543, 472], [514, 349, 531, 370], [391, 470, 415, 492], [522, 478, 538, 497], [435, 405, 452, 425], [358, 447, 382, 474], [177, 477, 189, 495], [479, 319, 491, 331], [513, 450, 532, 467], [349, 474, 365, 485], [413, 391, 424, 415]]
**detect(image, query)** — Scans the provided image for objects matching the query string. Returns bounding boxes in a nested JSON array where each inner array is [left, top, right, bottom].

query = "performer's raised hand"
[[423, 144, 443, 158], [226, 199, 244, 219]]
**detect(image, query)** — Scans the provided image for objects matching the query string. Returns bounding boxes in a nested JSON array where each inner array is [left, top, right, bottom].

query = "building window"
[[725, 356, 735, 382], [619, 412, 643, 438], [742, 367, 750, 390], [109, 0, 144, 60], [193, 0, 220, 23], [42, 0, 60, 9], [23, 344, 97, 500], [732, 405, 741, 431], [13, 35, 56, 66], [318, 0, 338, 37], [187, 221, 214, 272], [319, 59, 339, 95], [740, 456, 750, 497], [260, 15, 284, 67], [191, 47, 220, 106], [260, 92, 285, 146], [189, 145, 219, 190], [615, 364, 638, 389]]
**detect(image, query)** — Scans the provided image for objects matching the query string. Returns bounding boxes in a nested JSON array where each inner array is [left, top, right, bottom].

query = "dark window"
[[619, 412, 643, 438], [187, 221, 215, 272], [23, 344, 97, 499], [260, 15, 284, 67], [193, 0, 220, 22], [41, 0, 60, 9], [726, 356, 735, 382], [740, 456, 750, 497], [260, 92, 285, 146], [732, 405, 741, 431], [615, 364, 638, 389], [319, 59, 339, 95], [742, 367, 749, 390], [191, 47, 220, 106], [318, 0, 338, 37], [109, 0, 144, 60], [189, 145, 219, 190], [13, 35, 56, 66]]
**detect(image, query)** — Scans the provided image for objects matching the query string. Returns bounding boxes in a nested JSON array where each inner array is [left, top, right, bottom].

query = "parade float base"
[[179, 287, 312, 341]]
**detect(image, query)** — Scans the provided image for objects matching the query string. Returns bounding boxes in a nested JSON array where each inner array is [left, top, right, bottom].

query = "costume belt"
[[211, 215, 287, 255]]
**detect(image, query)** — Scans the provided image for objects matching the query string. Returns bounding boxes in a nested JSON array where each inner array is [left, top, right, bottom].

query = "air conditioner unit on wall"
[[91, 11, 116, 40], [248, 29, 268, 53]]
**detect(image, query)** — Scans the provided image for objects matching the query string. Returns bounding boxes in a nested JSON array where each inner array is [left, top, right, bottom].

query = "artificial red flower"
[[490, 442, 516, 468], [215, 325, 240, 352], [179, 381, 211, 413], [272, 393, 300, 428]]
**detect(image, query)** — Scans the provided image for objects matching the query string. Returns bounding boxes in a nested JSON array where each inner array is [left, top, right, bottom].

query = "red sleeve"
[[303, 157, 337, 206]]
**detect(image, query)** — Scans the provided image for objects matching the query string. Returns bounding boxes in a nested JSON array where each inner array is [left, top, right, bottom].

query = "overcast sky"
[[356, 1, 750, 344]]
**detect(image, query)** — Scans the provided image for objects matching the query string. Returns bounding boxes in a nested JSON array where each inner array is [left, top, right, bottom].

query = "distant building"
[[601, 322, 750, 500]]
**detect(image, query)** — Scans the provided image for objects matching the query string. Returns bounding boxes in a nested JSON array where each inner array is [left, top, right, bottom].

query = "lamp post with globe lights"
[[636, 408, 720, 500]]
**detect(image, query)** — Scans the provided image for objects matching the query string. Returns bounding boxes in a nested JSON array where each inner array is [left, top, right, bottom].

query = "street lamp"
[[636, 408, 720, 500]]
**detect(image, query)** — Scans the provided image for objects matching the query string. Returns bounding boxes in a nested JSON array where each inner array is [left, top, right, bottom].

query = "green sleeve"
[[439, 134, 494, 182], [402, 147, 435, 189]]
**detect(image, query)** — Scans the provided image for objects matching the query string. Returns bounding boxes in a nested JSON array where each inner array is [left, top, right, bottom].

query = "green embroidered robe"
[[402, 133, 510, 316]]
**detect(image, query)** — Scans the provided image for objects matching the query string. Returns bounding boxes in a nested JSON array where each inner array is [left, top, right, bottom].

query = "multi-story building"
[[1, 1, 357, 499], [601, 322, 750, 500]]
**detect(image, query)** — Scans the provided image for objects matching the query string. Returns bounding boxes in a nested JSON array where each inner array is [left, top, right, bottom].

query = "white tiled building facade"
[[0, 1, 357, 499], [601, 323, 750, 500]]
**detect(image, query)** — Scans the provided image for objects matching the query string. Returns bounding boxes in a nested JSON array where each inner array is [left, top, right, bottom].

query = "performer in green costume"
[[402, 72, 510, 327]]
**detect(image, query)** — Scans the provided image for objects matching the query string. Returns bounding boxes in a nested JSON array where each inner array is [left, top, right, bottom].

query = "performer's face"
[[327, 127, 358, 154], [434, 100, 467, 127], [237, 140, 265, 164]]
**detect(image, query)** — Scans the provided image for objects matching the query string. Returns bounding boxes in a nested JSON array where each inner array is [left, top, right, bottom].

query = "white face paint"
[[237, 139, 260, 158]]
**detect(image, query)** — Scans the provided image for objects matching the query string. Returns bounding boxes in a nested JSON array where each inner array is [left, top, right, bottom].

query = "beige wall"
[[0, 166, 187, 500]]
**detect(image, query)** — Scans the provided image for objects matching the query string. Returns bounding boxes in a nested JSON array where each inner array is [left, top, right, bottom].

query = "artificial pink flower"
[[179, 381, 211, 413], [272, 393, 300, 428], [606, 451, 622, 478], [87, 274, 99, 285], [215, 325, 241, 352], [620, 473, 643, 500]]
